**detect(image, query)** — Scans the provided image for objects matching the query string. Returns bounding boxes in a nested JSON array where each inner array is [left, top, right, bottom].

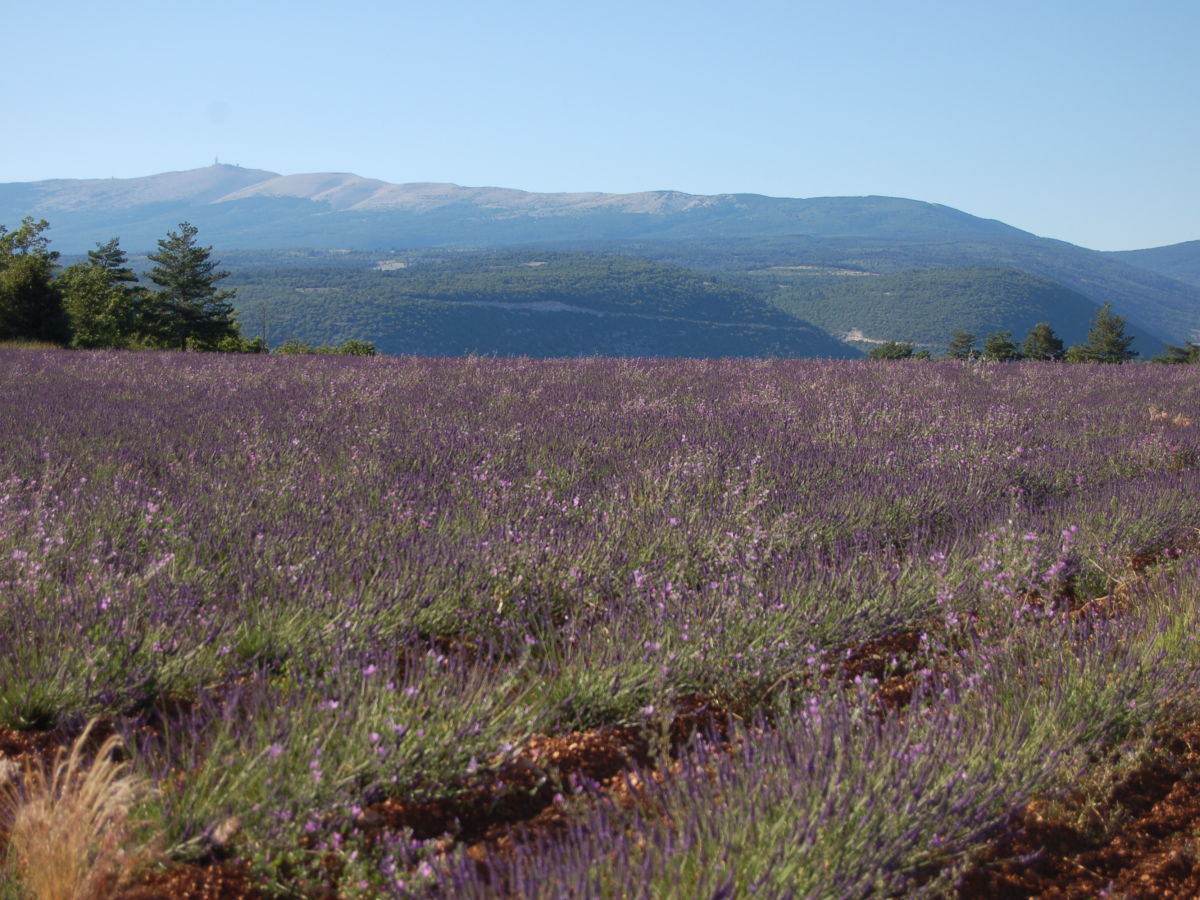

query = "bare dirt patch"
[[958, 726, 1200, 898]]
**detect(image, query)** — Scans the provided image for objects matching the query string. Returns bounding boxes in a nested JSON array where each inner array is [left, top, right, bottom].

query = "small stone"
[[355, 808, 385, 828], [206, 815, 241, 850]]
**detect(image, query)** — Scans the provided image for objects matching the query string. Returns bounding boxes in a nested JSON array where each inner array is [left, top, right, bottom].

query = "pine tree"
[[1021, 322, 1064, 361], [945, 329, 977, 360], [145, 222, 238, 350], [87, 237, 137, 284], [1065, 302, 1137, 363], [981, 330, 1019, 362], [1152, 341, 1200, 364]]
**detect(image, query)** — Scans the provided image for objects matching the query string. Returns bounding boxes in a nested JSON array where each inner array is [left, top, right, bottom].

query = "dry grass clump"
[[0, 340, 65, 351], [1149, 405, 1194, 427], [0, 721, 155, 900]]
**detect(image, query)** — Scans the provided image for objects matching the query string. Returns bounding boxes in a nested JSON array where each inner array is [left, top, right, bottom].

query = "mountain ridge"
[[0, 164, 1032, 248], [1110, 241, 1200, 288]]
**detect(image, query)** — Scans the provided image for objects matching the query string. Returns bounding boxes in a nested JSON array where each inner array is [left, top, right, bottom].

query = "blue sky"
[[4, 0, 1197, 250]]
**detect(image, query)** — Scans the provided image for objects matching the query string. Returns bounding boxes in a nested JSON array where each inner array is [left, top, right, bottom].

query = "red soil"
[[958, 728, 1200, 898]]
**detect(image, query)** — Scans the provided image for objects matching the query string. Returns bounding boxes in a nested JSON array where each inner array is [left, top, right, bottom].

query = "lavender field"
[[4, 349, 1200, 898]]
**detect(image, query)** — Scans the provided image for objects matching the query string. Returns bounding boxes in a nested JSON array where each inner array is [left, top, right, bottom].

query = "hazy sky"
[[4, 0, 1196, 250]]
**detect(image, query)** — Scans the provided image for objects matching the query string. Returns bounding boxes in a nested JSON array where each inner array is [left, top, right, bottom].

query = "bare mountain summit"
[[217, 171, 725, 216], [21, 165, 280, 211], [0, 163, 1028, 252]]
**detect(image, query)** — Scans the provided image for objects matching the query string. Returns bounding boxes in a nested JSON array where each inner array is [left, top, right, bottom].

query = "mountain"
[[3, 165, 1198, 347], [1, 164, 1029, 251], [225, 251, 859, 359], [1110, 241, 1200, 288]]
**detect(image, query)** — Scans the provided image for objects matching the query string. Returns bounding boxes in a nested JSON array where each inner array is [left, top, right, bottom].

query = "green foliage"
[[1022, 321, 1065, 361], [57, 262, 139, 349], [272, 338, 376, 355], [59, 236, 190, 350], [1065, 302, 1138, 363], [273, 338, 315, 355], [945, 329, 977, 360], [0, 681, 64, 731], [214, 334, 269, 354], [0, 218, 69, 345], [145, 222, 239, 350], [87, 237, 138, 284], [333, 338, 377, 356], [1151, 341, 1200, 364], [20, 225, 260, 352], [867, 340, 918, 360], [980, 330, 1019, 362]]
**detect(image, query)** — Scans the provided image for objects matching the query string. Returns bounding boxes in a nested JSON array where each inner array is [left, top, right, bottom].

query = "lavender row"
[[3, 350, 1200, 894], [3, 351, 1198, 726], [437, 562, 1200, 899]]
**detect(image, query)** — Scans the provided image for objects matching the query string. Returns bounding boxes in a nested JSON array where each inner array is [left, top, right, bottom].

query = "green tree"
[[274, 338, 314, 355], [0, 218, 69, 345], [1151, 341, 1200, 364], [980, 330, 1019, 362], [87, 237, 137, 284], [868, 340, 917, 360], [945, 329, 977, 360], [57, 236, 153, 348], [57, 263, 138, 348], [273, 337, 378, 356], [333, 339, 377, 356], [209, 334, 266, 353], [1021, 322, 1064, 361], [1065, 302, 1137, 363], [145, 222, 238, 349]]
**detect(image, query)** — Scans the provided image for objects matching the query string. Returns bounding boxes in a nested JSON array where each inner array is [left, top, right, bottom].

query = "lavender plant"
[[3, 349, 1200, 894]]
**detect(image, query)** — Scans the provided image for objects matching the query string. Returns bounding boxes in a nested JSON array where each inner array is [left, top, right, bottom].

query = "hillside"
[[212, 250, 1166, 358], [539, 235, 1200, 346], [756, 266, 1163, 355], [1111, 241, 1200, 288], [225, 252, 859, 359]]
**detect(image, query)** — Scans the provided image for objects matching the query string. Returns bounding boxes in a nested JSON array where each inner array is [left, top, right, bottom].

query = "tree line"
[[867, 304, 1199, 364], [0, 218, 374, 355], [0, 217, 262, 351]]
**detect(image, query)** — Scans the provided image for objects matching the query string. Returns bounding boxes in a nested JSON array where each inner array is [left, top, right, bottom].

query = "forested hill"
[[528, 235, 1200, 347], [225, 252, 860, 359], [756, 266, 1163, 356], [1110, 241, 1200, 288]]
